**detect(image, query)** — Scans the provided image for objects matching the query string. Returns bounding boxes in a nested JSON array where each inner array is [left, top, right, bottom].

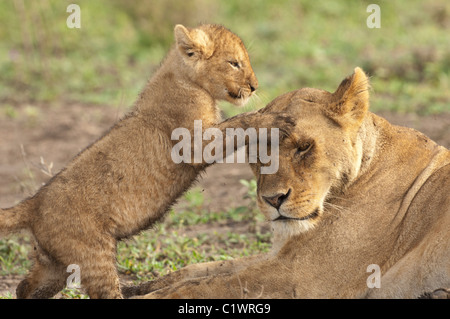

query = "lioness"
[[0, 24, 291, 298], [127, 67, 449, 299]]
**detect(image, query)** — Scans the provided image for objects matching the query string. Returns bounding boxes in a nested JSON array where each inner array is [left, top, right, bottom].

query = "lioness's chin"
[[271, 218, 317, 239], [271, 209, 322, 238]]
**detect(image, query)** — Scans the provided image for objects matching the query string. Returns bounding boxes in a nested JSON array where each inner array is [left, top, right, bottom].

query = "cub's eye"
[[295, 142, 313, 157], [228, 61, 240, 69]]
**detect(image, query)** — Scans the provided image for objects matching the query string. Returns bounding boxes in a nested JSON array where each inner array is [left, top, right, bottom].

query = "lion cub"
[[0, 24, 287, 298]]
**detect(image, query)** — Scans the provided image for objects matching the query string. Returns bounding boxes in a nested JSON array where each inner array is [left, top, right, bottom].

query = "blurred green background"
[[0, 0, 449, 115]]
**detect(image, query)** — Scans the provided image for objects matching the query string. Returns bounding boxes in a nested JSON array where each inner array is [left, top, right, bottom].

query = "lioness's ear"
[[329, 67, 370, 126], [174, 24, 214, 60]]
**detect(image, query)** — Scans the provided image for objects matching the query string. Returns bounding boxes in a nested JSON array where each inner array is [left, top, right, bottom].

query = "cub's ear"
[[328, 67, 370, 127], [174, 24, 214, 60]]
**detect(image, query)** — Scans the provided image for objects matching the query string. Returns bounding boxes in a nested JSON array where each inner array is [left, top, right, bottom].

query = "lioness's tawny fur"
[[0, 24, 290, 299], [128, 67, 449, 299]]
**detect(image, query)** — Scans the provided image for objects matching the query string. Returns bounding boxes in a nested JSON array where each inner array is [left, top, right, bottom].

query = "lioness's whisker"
[[323, 202, 347, 215]]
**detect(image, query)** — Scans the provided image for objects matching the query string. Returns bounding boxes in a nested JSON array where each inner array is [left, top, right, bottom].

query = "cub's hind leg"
[[20, 234, 122, 298], [67, 238, 122, 299], [78, 253, 122, 299], [16, 245, 67, 299]]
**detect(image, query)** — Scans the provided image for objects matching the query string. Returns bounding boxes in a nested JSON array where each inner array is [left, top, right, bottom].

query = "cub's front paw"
[[272, 112, 296, 132], [253, 112, 295, 139]]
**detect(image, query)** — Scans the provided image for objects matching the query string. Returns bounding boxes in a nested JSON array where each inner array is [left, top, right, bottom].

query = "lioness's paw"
[[420, 288, 450, 299]]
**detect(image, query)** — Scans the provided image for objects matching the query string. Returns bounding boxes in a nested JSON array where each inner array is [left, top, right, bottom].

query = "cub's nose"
[[247, 75, 258, 93], [262, 189, 291, 210]]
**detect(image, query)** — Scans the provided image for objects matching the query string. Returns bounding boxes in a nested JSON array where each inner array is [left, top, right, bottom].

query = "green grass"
[[0, 0, 448, 114], [0, 238, 31, 275]]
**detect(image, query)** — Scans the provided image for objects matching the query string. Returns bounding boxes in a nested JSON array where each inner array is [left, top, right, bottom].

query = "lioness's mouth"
[[273, 208, 320, 222]]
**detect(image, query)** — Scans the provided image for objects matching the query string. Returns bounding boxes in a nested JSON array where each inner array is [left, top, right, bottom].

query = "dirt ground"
[[0, 102, 449, 297]]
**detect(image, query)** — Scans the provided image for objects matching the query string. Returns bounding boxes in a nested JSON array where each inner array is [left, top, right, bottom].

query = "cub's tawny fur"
[[127, 68, 449, 299], [0, 24, 290, 298]]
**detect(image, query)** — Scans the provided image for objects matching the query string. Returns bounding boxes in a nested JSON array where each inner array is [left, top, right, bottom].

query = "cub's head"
[[174, 24, 258, 106], [250, 68, 371, 239]]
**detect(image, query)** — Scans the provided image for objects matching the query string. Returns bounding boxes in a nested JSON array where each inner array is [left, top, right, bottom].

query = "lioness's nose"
[[262, 189, 291, 210]]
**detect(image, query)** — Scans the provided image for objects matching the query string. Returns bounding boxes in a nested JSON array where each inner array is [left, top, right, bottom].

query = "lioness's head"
[[174, 24, 258, 106], [251, 68, 371, 238]]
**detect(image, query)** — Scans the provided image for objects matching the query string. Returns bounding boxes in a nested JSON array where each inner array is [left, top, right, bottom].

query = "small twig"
[[39, 156, 53, 177]]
